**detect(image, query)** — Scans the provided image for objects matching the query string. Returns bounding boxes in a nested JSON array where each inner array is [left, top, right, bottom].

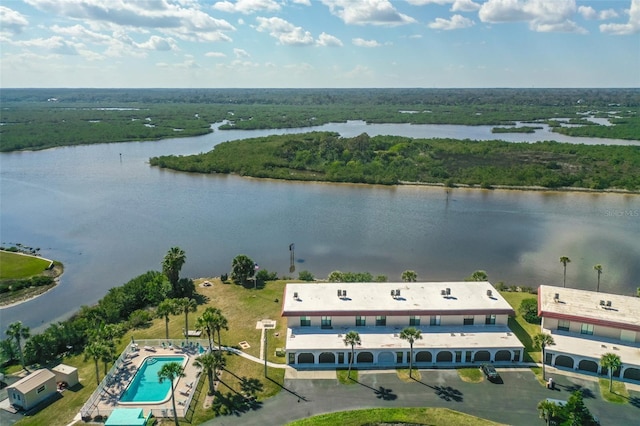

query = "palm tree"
[[177, 297, 197, 342], [343, 330, 361, 379], [6, 321, 30, 371], [195, 307, 217, 349], [401, 270, 417, 282], [156, 298, 179, 340], [537, 399, 560, 426], [84, 341, 107, 385], [194, 351, 226, 395], [211, 310, 229, 353], [559, 256, 571, 288], [162, 246, 186, 293], [594, 264, 603, 292], [158, 361, 186, 426], [533, 333, 555, 381], [100, 341, 117, 375], [399, 327, 422, 379], [600, 352, 622, 392]]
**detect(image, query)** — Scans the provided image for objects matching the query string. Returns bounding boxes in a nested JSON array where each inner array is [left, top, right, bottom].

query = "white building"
[[7, 369, 57, 411], [281, 281, 524, 368], [538, 285, 640, 382]]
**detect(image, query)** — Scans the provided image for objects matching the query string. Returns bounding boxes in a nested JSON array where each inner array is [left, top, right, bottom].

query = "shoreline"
[[0, 250, 62, 309]]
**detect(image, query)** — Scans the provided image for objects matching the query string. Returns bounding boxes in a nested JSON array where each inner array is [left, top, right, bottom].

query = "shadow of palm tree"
[[433, 385, 464, 402], [266, 377, 309, 402], [350, 378, 397, 401], [212, 390, 262, 416], [561, 384, 595, 399]]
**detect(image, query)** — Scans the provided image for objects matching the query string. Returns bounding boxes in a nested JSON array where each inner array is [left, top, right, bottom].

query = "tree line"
[[150, 132, 640, 191]]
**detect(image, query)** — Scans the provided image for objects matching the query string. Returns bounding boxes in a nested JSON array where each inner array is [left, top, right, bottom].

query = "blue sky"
[[1, 0, 638, 88]]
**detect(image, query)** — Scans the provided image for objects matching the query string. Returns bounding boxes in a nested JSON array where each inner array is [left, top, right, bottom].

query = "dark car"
[[481, 364, 501, 382]]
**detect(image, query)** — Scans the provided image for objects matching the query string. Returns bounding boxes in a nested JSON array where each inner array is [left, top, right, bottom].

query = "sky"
[[0, 0, 639, 88]]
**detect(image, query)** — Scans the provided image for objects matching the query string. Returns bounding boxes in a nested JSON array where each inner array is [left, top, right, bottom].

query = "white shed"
[[52, 363, 79, 387], [7, 369, 57, 411]]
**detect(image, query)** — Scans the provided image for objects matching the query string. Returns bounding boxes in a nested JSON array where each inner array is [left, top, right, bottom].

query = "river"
[[1, 121, 639, 331]]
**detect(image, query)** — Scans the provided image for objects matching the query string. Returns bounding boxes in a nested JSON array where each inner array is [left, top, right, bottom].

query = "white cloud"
[[478, 0, 587, 34], [316, 32, 343, 47], [205, 51, 226, 57], [322, 0, 417, 26], [406, 0, 480, 12], [14, 35, 80, 55], [255, 16, 314, 45], [0, 6, 29, 35], [352, 37, 382, 47], [213, 0, 281, 14], [290, 0, 311, 5], [51, 24, 112, 44], [24, 0, 236, 42], [600, 0, 640, 35], [578, 6, 618, 21], [428, 14, 474, 30], [234, 48, 250, 58], [137, 35, 176, 51]]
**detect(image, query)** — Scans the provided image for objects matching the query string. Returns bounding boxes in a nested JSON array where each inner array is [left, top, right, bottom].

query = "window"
[[463, 315, 474, 325], [375, 315, 386, 326], [355, 316, 366, 326], [430, 315, 441, 326], [299, 316, 310, 327], [558, 319, 570, 332], [321, 316, 332, 328], [580, 323, 594, 335], [409, 315, 420, 326], [485, 314, 496, 325], [37, 385, 46, 394]]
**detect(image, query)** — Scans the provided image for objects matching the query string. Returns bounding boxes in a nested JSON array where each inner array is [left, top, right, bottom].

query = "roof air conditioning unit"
[[396, 289, 401, 297], [606, 300, 612, 307], [599, 300, 605, 306], [338, 289, 342, 297], [390, 290, 396, 297], [293, 292, 299, 300], [554, 293, 560, 301], [487, 289, 492, 297], [446, 288, 451, 296], [441, 289, 447, 296], [342, 290, 347, 298]]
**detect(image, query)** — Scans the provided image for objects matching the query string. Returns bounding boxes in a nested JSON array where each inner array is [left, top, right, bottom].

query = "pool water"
[[120, 356, 187, 403]]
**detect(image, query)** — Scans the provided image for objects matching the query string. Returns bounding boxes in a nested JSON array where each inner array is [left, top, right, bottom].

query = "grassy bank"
[[0, 251, 51, 280], [0, 250, 63, 307]]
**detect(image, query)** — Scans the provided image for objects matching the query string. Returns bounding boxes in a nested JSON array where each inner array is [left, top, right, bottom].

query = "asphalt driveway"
[[202, 368, 640, 426]]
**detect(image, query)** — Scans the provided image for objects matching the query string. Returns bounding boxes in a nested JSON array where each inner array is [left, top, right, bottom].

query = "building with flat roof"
[[538, 285, 640, 382], [281, 281, 524, 368]]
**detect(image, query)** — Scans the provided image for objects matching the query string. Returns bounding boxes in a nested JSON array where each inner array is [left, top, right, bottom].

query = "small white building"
[[7, 369, 57, 411], [281, 281, 524, 368], [52, 363, 79, 387], [538, 285, 640, 382]]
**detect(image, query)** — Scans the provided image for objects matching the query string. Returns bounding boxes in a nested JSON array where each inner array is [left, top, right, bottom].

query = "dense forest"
[[1, 88, 639, 151], [150, 132, 640, 191]]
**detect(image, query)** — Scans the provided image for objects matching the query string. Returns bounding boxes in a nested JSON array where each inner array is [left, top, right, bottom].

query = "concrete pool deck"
[[93, 343, 203, 418]]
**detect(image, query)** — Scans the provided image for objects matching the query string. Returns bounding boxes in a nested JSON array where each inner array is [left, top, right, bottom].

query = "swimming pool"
[[120, 356, 187, 403]]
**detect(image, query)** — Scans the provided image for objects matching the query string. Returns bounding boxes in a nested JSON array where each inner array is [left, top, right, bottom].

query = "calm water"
[[1, 122, 639, 330], [120, 356, 186, 403]]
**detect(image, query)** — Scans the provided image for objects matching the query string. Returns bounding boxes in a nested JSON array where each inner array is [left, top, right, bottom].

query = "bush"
[[519, 298, 540, 324], [298, 270, 314, 281], [128, 309, 153, 328], [256, 269, 278, 282]]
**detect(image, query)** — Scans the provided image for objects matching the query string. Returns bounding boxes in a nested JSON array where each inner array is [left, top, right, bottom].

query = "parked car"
[[481, 363, 501, 382]]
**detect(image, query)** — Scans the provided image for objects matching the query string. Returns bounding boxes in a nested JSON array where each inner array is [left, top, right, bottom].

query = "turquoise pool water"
[[120, 356, 186, 403]]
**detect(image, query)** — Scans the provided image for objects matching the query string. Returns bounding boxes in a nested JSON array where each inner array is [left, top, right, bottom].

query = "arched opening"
[[357, 352, 374, 363], [554, 355, 574, 369], [578, 359, 598, 373], [436, 351, 452, 363], [297, 353, 315, 364], [495, 350, 511, 362], [415, 351, 432, 362], [474, 351, 490, 362], [319, 352, 335, 364], [378, 352, 394, 364], [623, 367, 640, 381]]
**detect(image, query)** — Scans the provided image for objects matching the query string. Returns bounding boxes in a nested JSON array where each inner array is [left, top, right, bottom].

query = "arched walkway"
[[415, 351, 432, 362], [319, 352, 335, 364], [436, 351, 452, 363], [357, 352, 373, 363], [623, 368, 640, 381], [578, 359, 598, 373], [495, 350, 511, 362], [378, 352, 394, 364], [555, 355, 574, 369], [298, 353, 315, 364], [474, 350, 490, 362]]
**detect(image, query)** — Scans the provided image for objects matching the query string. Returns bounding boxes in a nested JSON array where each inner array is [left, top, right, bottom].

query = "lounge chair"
[[186, 380, 194, 388], [144, 345, 156, 352], [178, 399, 187, 406], [179, 388, 190, 396]]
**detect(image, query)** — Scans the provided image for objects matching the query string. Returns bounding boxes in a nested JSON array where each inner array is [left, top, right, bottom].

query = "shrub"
[[298, 270, 314, 281], [519, 298, 541, 324], [128, 309, 153, 328]]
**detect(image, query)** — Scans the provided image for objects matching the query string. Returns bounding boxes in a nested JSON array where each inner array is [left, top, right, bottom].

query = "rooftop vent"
[[441, 289, 447, 296], [606, 300, 612, 307], [599, 300, 606, 306], [554, 293, 560, 302], [487, 289, 493, 297], [390, 290, 396, 297], [396, 289, 401, 297], [446, 288, 451, 296], [293, 292, 299, 300], [337, 289, 342, 297]]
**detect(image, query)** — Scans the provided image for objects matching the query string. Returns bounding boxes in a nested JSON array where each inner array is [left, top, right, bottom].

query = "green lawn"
[[0, 251, 51, 279], [499, 291, 541, 363], [457, 367, 484, 383], [286, 407, 505, 426], [599, 378, 629, 404]]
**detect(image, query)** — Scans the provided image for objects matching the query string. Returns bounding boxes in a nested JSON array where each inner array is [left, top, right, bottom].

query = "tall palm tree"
[[177, 297, 197, 342], [594, 264, 603, 292], [343, 330, 361, 379], [84, 341, 107, 385], [195, 307, 217, 349], [100, 341, 117, 375], [559, 256, 571, 288], [194, 351, 226, 395], [158, 361, 186, 426], [533, 333, 555, 381], [600, 352, 622, 392], [211, 310, 229, 353], [537, 399, 560, 426], [6, 321, 30, 371], [156, 298, 179, 340], [399, 327, 422, 379], [162, 247, 186, 293]]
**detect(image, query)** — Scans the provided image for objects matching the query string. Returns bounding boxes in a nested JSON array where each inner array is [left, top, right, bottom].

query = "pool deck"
[[95, 343, 203, 418]]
